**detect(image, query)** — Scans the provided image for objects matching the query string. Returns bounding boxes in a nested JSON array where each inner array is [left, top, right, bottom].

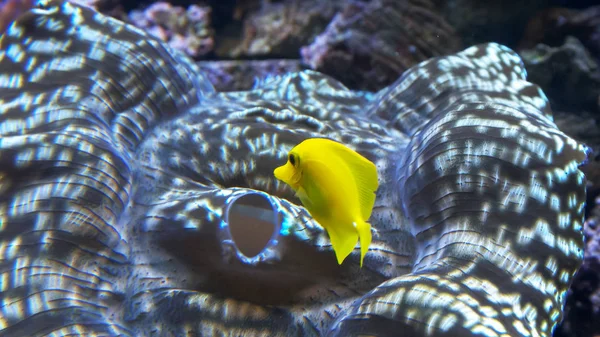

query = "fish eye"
[[289, 154, 296, 166]]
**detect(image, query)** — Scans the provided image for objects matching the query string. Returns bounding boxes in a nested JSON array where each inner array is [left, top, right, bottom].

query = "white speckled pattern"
[[0, 1, 589, 336]]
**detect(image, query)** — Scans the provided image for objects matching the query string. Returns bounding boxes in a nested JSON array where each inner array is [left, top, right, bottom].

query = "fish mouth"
[[274, 163, 301, 188]]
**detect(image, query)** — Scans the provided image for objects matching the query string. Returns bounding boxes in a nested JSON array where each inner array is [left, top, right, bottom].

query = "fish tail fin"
[[355, 221, 372, 267]]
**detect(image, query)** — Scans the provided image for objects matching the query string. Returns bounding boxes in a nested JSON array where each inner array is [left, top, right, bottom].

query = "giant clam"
[[0, 1, 589, 337]]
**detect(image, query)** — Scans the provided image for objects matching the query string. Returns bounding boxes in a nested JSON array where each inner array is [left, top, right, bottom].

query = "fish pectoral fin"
[[295, 186, 313, 208], [294, 186, 307, 199], [355, 221, 372, 267], [325, 224, 358, 265]]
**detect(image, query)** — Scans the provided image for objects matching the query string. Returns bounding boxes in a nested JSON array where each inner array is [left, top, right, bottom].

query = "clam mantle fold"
[[0, 1, 589, 337]]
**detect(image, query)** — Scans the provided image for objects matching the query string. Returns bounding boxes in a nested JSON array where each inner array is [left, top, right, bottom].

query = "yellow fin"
[[295, 186, 314, 210], [325, 223, 358, 265], [325, 140, 379, 220], [355, 221, 372, 267]]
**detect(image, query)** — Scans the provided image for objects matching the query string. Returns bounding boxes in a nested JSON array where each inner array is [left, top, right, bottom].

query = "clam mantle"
[[0, 1, 588, 336]]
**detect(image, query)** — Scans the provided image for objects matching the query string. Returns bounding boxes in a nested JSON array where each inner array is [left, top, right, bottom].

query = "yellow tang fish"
[[273, 138, 379, 267]]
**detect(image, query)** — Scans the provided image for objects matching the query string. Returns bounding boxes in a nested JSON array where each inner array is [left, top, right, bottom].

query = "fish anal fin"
[[325, 224, 358, 265]]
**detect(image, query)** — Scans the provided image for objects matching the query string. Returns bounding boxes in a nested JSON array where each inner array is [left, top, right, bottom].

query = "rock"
[[556, 205, 600, 337], [432, 0, 551, 47], [197, 59, 304, 91], [220, 0, 340, 58], [0, 0, 34, 34], [520, 5, 600, 60], [520, 36, 600, 113], [301, 0, 462, 91]]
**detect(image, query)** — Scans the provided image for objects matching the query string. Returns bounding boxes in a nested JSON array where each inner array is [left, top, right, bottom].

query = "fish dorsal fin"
[[323, 140, 379, 220]]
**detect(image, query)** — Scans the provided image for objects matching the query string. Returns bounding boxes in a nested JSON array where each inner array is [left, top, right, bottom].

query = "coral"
[[222, 0, 340, 58], [128, 2, 214, 58], [0, 1, 589, 337], [0, 0, 34, 34], [300, 0, 462, 91]]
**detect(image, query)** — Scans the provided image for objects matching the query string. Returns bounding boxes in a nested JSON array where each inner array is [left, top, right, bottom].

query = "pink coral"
[[127, 2, 214, 58]]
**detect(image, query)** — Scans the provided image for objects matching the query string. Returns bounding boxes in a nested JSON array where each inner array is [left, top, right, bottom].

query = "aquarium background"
[[0, 0, 599, 336]]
